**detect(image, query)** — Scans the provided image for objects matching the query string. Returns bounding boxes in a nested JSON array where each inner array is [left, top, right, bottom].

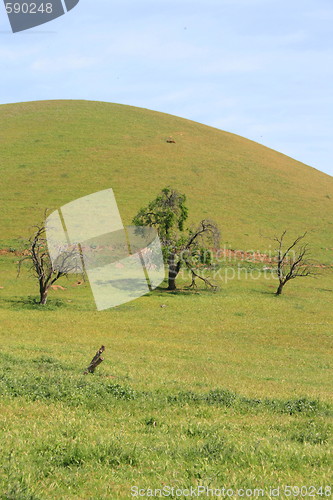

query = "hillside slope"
[[1, 100, 332, 261]]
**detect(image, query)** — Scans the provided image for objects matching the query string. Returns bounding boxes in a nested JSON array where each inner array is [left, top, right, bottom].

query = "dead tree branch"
[[84, 346, 105, 374], [273, 230, 318, 295], [18, 222, 83, 305]]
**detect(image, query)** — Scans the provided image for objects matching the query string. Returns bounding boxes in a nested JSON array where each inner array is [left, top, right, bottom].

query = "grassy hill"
[[0, 101, 332, 498], [1, 99, 333, 262]]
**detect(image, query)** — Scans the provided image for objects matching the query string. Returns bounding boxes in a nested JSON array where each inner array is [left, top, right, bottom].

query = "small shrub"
[[185, 424, 211, 438], [290, 420, 331, 444], [32, 356, 66, 371], [10, 296, 67, 311], [95, 442, 138, 466], [104, 383, 137, 400], [145, 417, 157, 427], [167, 391, 202, 404], [205, 389, 237, 407], [283, 398, 323, 415]]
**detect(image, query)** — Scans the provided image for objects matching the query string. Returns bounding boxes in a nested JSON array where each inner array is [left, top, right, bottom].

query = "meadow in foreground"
[[0, 254, 332, 499]]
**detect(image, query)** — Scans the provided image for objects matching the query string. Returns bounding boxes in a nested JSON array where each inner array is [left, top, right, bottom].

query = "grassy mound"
[[1, 100, 333, 262]]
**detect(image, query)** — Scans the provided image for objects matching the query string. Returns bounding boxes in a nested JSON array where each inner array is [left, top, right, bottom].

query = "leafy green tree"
[[132, 187, 220, 290]]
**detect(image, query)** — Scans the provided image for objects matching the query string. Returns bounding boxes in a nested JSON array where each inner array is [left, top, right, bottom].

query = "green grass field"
[[0, 101, 332, 499]]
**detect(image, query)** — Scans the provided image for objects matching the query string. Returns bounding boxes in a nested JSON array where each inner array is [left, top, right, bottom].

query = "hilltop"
[[1, 100, 332, 261]]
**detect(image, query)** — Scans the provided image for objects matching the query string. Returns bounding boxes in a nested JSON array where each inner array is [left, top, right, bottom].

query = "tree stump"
[[84, 345, 105, 374]]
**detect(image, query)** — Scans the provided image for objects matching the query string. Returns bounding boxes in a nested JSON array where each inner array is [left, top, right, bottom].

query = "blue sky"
[[1, 0, 333, 175]]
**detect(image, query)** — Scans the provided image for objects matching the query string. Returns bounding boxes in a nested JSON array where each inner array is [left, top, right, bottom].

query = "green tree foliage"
[[132, 187, 220, 290]]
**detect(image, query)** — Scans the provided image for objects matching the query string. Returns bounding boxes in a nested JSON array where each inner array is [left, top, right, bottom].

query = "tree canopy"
[[132, 187, 220, 290]]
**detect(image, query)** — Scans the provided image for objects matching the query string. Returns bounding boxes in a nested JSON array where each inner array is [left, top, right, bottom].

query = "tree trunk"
[[168, 266, 177, 290], [39, 282, 48, 305], [275, 282, 284, 295], [167, 253, 179, 290], [168, 273, 177, 290], [84, 346, 105, 374]]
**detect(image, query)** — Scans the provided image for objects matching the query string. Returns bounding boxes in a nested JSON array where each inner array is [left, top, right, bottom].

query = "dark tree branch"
[[84, 346, 105, 374], [184, 259, 218, 291], [18, 222, 82, 305], [273, 230, 318, 295]]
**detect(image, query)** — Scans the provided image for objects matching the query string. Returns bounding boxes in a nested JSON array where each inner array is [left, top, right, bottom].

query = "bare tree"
[[181, 219, 220, 291], [18, 223, 82, 305], [273, 230, 316, 295]]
